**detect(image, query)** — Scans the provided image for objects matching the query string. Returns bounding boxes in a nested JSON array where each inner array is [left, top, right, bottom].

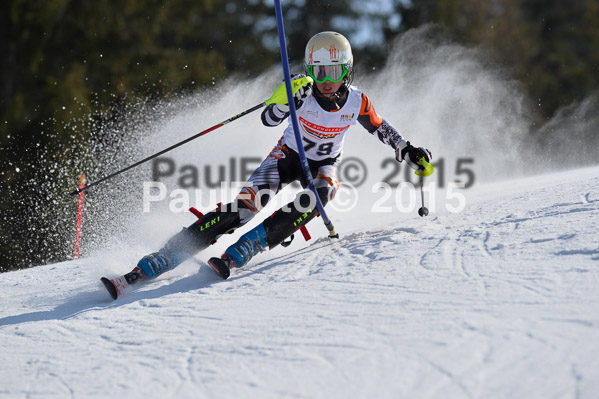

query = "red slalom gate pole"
[[73, 173, 86, 259]]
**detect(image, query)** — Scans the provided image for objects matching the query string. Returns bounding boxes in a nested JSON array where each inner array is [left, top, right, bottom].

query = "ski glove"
[[275, 74, 313, 113], [396, 141, 432, 171]]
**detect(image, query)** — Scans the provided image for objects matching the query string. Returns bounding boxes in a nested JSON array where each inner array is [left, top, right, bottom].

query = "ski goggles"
[[307, 64, 349, 84]]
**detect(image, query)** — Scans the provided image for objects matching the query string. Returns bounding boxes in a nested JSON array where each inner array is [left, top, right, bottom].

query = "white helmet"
[[304, 31, 354, 90]]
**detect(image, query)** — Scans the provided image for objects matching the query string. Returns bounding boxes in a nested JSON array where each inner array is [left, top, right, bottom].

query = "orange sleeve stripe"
[[359, 94, 383, 127], [238, 187, 259, 212], [315, 174, 339, 189]]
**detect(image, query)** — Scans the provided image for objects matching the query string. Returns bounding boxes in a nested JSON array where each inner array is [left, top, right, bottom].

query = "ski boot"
[[124, 266, 145, 285], [135, 245, 189, 280], [208, 224, 268, 279]]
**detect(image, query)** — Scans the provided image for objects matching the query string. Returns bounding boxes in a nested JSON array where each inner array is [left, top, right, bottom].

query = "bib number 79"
[[303, 138, 333, 156]]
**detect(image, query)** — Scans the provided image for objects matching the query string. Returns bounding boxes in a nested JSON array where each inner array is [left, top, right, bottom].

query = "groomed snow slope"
[[1, 166, 599, 399]]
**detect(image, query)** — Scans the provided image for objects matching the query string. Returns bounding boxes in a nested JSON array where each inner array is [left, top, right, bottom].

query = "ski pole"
[[415, 157, 435, 217], [417, 175, 428, 217], [273, 0, 338, 239], [69, 77, 312, 196]]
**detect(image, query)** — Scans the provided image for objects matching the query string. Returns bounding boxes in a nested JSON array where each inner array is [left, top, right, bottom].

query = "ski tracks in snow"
[[1, 169, 599, 398]]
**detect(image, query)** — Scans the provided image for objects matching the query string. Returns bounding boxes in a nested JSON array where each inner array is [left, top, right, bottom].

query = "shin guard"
[[137, 210, 241, 280]]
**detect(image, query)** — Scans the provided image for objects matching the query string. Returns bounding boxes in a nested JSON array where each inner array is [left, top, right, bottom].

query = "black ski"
[[100, 276, 128, 300], [207, 257, 231, 279], [100, 267, 144, 300]]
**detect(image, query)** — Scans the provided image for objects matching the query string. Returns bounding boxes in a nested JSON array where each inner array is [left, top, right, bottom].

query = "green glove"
[[265, 75, 314, 109]]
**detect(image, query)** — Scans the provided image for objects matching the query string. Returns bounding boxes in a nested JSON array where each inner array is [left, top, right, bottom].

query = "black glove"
[[396, 141, 432, 171], [275, 74, 312, 113]]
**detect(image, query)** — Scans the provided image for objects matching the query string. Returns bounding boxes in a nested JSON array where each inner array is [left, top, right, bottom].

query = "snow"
[[1, 165, 598, 398]]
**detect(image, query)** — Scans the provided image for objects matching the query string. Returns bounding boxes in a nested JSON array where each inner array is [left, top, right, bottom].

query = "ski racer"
[[127, 31, 432, 282]]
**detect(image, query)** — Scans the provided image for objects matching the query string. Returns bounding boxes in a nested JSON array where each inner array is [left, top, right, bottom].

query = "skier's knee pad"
[[236, 185, 275, 220], [314, 168, 340, 201]]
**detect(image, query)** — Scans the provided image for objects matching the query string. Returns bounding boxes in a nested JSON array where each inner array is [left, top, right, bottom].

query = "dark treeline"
[[1, 0, 598, 271], [400, 0, 599, 121]]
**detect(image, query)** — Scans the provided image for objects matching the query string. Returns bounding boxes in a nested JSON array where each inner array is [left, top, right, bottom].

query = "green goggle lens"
[[308, 64, 348, 83]]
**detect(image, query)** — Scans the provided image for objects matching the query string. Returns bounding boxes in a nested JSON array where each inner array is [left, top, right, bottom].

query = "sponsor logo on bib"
[[299, 116, 349, 140]]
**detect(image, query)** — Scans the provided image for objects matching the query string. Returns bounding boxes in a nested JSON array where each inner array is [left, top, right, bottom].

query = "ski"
[[207, 257, 231, 279], [100, 267, 144, 300], [100, 276, 129, 300], [101, 237, 332, 299]]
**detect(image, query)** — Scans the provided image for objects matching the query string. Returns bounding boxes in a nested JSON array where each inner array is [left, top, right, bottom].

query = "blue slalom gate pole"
[[273, 0, 338, 239]]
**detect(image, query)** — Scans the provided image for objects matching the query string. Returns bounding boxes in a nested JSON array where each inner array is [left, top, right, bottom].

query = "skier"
[[126, 31, 431, 283]]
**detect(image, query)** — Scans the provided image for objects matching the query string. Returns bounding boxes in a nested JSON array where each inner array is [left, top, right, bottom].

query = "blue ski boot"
[[136, 245, 189, 280], [208, 224, 268, 279]]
